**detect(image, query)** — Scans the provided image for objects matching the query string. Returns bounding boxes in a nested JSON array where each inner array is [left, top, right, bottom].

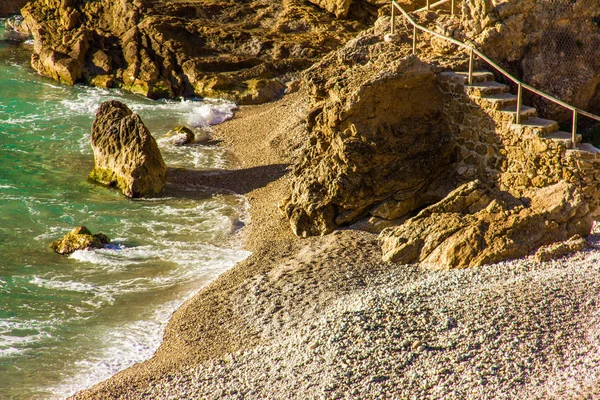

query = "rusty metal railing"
[[390, 0, 600, 148]]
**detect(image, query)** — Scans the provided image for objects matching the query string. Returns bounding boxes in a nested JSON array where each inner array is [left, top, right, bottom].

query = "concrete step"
[[500, 105, 538, 120], [577, 143, 600, 153], [544, 130, 582, 145], [466, 81, 509, 97], [455, 71, 495, 83], [472, 93, 517, 110], [515, 117, 560, 136]]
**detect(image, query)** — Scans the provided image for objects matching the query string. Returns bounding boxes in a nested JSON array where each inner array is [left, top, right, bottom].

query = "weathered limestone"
[[379, 180, 593, 269], [20, 0, 375, 102], [51, 226, 110, 255], [283, 28, 455, 236], [308, 0, 353, 18], [90, 101, 166, 198], [534, 235, 589, 263]]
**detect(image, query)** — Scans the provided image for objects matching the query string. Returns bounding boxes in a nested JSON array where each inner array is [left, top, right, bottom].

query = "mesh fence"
[[540, 0, 600, 62]]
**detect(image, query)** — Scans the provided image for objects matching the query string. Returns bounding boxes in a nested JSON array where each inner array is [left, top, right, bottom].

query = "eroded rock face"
[[379, 180, 593, 269], [283, 26, 454, 237], [51, 226, 110, 255], [90, 100, 166, 198], [20, 0, 376, 102], [459, 0, 600, 118]]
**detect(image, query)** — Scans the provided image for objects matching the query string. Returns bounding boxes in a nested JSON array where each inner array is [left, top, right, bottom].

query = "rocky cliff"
[[21, 0, 378, 102], [283, 11, 598, 268], [459, 0, 600, 119], [90, 100, 166, 198], [283, 21, 455, 237]]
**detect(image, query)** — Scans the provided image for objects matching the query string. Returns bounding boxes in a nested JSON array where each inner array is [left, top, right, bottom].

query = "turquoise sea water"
[[0, 22, 249, 399]]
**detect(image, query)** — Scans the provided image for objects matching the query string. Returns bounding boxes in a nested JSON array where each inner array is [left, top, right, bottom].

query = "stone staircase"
[[454, 70, 582, 148]]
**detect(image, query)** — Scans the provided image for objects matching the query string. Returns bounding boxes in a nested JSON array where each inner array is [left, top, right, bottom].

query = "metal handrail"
[[416, 0, 455, 14], [390, 0, 600, 148]]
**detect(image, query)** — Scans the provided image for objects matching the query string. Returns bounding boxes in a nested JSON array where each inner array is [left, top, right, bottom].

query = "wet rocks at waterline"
[[164, 126, 196, 146], [51, 226, 110, 255], [89, 100, 167, 198]]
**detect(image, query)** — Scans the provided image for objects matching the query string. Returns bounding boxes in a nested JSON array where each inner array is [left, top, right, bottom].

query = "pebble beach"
[[71, 91, 600, 399]]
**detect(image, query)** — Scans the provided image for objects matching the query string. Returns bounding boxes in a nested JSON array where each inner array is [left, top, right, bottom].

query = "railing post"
[[516, 83, 523, 124], [572, 109, 578, 149], [468, 48, 474, 85], [413, 25, 417, 55], [451, 0, 455, 15], [390, 3, 395, 35], [427, 0, 430, 10]]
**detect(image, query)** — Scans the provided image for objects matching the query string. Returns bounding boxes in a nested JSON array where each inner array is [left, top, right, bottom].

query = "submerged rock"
[[459, 0, 600, 119], [51, 226, 110, 255], [379, 180, 593, 269], [3, 16, 32, 42], [165, 126, 195, 146], [90, 100, 166, 198]]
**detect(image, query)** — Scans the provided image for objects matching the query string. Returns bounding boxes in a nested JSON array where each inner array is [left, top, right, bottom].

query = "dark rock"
[[0, 0, 29, 17]]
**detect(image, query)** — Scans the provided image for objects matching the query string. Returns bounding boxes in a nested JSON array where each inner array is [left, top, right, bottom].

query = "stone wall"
[[438, 71, 600, 217]]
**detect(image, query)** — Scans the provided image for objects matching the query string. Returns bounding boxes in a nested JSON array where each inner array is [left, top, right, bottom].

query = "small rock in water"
[[50, 226, 111, 255], [165, 126, 196, 146]]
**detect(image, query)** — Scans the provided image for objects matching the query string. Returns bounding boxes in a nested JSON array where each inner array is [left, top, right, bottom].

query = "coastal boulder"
[[379, 180, 593, 269], [283, 29, 453, 237], [90, 100, 166, 198], [51, 226, 110, 255]]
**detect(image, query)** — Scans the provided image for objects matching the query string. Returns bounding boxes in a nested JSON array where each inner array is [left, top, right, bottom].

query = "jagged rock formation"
[[283, 25, 455, 237], [90, 100, 166, 198], [379, 180, 593, 269], [459, 0, 600, 118], [51, 226, 110, 255], [20, 0, 376, 102], [283, 12, 600, 268], [0, 0, 29, 17]]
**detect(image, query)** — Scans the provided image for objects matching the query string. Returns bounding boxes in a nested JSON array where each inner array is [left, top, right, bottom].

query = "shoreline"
[[71, 89, 600, 399], [69, 89, 314, 399]]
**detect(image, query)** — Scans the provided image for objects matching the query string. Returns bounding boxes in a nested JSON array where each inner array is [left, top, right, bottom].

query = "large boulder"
[[283, 25, 454, 237], [379, 180, 593, 269], [90, 100, 166, 198], [20, 0, 378, 102], [51, 226, 110, 255]]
